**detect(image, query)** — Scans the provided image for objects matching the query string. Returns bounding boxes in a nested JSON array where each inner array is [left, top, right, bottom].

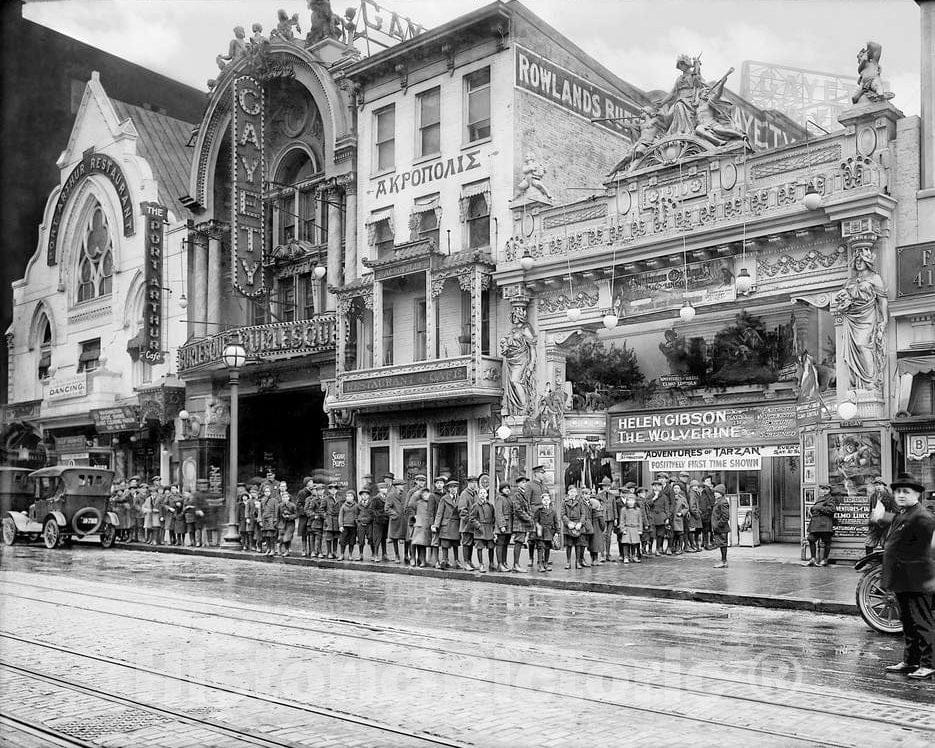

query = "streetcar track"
[[0, 633, 468, 748], [0, 662, 298, 748], [0, 603, 884, 747], [1, 577, 927, 725], [0, 712, 97, 748]]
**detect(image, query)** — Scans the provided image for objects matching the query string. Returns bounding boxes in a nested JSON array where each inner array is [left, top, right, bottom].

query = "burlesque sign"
[[47, 151, 134, 265], [232, 75, 265, 297], [141, 202, 167, 363], [611, 257, 737, 315]]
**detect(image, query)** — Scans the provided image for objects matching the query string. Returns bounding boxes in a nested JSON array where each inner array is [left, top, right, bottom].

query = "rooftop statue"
[[852, 41, 894, 105], [251, 23, 268, 49], [609, 106, 665, 174], [216, 26, 248, 70], [659, 54, 705, 137], [694, 67, 747, 147], [306, 0, 342, 45], [271, 9, 302, 42]]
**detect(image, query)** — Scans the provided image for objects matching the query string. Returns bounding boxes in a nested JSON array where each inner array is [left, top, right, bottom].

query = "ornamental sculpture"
[[499, 301, 537, 416], [851, 41, 894, 105], [832, 245, 888, 392], [306, 0, 342, 45], [609, 55, 747, 175], [271, 9, 302, 42], [516, 155, 553, 202], [216, 26, 249, 70]]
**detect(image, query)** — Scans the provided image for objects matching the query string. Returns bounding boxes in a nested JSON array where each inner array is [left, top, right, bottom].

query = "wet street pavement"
[[1, 544, 933, 747]]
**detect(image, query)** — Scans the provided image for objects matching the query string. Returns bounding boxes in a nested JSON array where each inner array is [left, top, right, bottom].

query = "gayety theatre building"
[[496, 37, 930, 559]]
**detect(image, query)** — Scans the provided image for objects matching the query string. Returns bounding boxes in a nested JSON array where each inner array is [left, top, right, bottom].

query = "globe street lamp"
[[222, 343, 246, 546]]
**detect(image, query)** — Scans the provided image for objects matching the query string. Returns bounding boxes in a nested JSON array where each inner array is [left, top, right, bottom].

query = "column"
[[343, 179, 358, 283], [425, 270, 437, 360], [919, 0, 934, 189], [193, 234, 208, 338], [207, 232, 222, 331], [327, 188, 342, 310], [372, 281, 384, 366]]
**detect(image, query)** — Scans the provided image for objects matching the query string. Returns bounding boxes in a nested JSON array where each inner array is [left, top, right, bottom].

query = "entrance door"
[[776, 456, 801, 542], [431, 442, 468, 488]]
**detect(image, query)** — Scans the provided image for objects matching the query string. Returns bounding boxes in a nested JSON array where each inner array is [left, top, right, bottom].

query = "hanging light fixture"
[[519, 248, 535, 272], [679, 301, 696, 322], [178, 292, 188, 310], [566, 307, 582, 321], [495, 423, 512, 440], [837, 393, 859, 420], [735, 267, 754, 294], [602, 245, 619, 329], [602, 311, 619, 329], [314, 263, 327, 280], [803, 183, 823, 211]]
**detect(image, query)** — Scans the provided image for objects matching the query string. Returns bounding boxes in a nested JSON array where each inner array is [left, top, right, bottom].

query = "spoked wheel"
[[856, 564, 902, 635], [2, 517, 16, 546], [42, 519, 61, 550], [100, 524, 116, 548]]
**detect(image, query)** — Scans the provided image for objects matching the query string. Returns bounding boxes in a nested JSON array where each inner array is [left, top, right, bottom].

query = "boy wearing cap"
[[356, 488, 375, 561], [598, 477, 617, 562], [510, 476, 534, 572], [432, 480, 462, 570], [493, 483, 514, 572], [649, 480, 671, 556], [323, 482, 341, 559], [458, 476, 479, 571], [701, 475, 716, 549], [803, 484, 838, 567], [307, 483, 325, 558], [526, 466, 547, 566], [338, 490, 360, 561], [710, 483, 731, 568], [405, 474, 428, 565], [882, 474, 935, 680], [374, 474, 392, 561], [385, 478, 407, 563], [470, 487, 497, 572], [295, 476, 313, 557]]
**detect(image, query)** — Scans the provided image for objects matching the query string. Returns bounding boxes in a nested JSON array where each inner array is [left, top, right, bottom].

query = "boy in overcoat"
[[385, 478, 408, 562], [277, 490, 297, 556], [458, 476, 479, 570], [295, 476, 314, 556], [236, 485, 253, 551], [710, 483, 731, 568], [259, 484, 280, 556], [532, 494, 559, 572], [649, 480, 671, 556], [324, 482, 341, 559], [408, 487, 437, 567], [493, 482, 514, 572], [432, 480, 462, 569], [882, 474, 935, 680], [597, 477, 617, 562], [510, 476, 534, 573], [404, 474, 429, 565], [701, 475, 716, 549], [469, 488, 496, 572], [306, 484, 324, 557], [561, 487, 591, 568], [338, 490, 359, 560], [356, 488, 376, 561]]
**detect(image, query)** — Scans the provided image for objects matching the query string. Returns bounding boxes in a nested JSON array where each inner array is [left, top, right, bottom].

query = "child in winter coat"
[[532, 494, 559, 572], [338, 491, 359, 560], [469, 488, 496, 573], [236, 486, 253, 551], [356, 489, 375, 561], [619, 493, 643, 563], [259, 484, 280, 556], [277, 490, 297, 557]]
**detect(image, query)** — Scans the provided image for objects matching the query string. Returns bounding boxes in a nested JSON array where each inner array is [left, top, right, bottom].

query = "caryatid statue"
[[499, 301, 537, 416]]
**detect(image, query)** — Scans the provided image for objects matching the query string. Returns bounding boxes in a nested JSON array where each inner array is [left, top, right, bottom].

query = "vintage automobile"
[[2, 466, 117, 548]]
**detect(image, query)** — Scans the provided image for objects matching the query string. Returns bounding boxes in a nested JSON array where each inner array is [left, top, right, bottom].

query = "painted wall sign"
[[343, 366, 468, 394], [48, 374, 88, 402], [232, 75, 265, 297], [141, 202, 168, 363], [515, 45, 638, 140], [608, 404, 798, 450], [373, 150, 481, 199], [896, 243, 935, 297], [906, 434, 935, 461], [47, 151, 134, 265]]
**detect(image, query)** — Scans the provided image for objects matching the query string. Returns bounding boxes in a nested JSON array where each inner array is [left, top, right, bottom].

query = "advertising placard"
[[48, 374, 87, 402]]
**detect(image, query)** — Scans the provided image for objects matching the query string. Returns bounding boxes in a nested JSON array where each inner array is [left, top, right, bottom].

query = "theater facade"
[[496, 63, 916, 557]]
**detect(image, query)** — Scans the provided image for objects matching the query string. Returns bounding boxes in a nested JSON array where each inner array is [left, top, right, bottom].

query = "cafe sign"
[[608, 404, 798, 450], [897, 243, 935, 297]]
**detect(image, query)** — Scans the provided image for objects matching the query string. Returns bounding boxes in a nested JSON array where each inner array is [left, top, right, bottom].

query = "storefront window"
[[432, 442, 467, 487]]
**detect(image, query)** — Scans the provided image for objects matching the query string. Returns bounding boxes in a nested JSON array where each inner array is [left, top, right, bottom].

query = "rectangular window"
[[417, 208, 439, 247], [300, 274, 315, 319], [298, 189, 317, 243], [481, 288, 490, 355], [466, 193, 490, 249], [375, 105, 396, 172], [417, 87, 441, 157], [278, 195, 296, 244], [370, 446, 390, 480], [278, 276, 296, 322], [38, 348, 51, 380], [253, 299, 269, 326], [414, 298, 427, 361], [460, 290, 472, 355], [382, 306, 394, 366], [465, 68, 491, 142], [373, 217, 395, 256], [77, 339, 101, 373]]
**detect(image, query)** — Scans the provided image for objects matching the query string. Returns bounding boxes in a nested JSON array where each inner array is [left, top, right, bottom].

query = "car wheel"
[[100, 524, 116, 548], [856, 563, 902, 635], [2, 517, 16, 546], [42, 518, 60, 549]]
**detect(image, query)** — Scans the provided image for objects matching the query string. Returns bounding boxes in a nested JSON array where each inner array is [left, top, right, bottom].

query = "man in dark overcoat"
[[883, 474, 935, 680]]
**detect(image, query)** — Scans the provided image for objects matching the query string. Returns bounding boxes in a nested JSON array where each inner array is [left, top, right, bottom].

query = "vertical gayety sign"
[[232, 75, 265, 297], [141, 202, 167, 364]]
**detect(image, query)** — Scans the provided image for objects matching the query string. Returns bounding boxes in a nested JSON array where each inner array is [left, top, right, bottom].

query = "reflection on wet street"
[[1, 546, 933, 746]]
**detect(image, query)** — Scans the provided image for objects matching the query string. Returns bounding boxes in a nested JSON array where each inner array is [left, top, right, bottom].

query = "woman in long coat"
[[113, 488, 133, 541], [409, 488, 437, 567]]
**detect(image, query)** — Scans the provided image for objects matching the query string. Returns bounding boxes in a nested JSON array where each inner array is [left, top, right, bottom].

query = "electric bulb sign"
[[141, 202, 167, 364], [232, 75, 265, 297]]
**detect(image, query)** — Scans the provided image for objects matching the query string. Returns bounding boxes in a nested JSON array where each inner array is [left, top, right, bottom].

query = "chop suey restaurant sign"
[[232, 75, 265, 297]]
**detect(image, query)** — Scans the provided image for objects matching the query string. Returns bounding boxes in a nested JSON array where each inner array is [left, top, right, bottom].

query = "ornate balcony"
[[335, 354, 503, 409], [178, 313, 336, 375]]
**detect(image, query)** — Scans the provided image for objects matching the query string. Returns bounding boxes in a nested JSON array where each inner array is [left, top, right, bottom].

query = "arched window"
[[37, 315, 51, 380], [77, 202, 114, 302]]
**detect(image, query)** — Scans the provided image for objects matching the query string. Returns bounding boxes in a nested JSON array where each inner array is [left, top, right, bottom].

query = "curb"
[[121, 543, 859, 616]]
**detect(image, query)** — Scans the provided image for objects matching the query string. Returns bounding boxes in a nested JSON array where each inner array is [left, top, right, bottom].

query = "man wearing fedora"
[[883, 474, 935, 681]]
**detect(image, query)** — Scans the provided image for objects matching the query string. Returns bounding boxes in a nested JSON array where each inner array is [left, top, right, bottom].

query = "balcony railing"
[[178, 313, 336, 374]]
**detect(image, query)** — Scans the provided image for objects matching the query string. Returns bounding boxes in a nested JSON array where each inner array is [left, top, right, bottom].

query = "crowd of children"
[[107, 476, 214, 547], [229, 468, 735, 570]]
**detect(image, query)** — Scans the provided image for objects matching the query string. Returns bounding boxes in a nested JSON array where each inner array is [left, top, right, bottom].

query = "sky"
[[23, 0, 924, 117]]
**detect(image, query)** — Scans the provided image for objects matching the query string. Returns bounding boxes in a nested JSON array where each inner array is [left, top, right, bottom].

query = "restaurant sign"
[[896, 243, 935, 298], [608, 404, 798, 450], [231, 75, 265, 297], [343, 366, 467, 394]]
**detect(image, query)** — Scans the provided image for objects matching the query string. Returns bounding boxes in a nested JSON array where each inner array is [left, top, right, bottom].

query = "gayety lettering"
[[375, 151, 481, 198]]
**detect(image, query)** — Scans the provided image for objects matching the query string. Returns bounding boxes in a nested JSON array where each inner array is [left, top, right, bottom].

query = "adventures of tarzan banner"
[[232, 75, 266, 297]]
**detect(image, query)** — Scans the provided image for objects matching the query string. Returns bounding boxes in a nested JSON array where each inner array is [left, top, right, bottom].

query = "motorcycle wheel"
[[856, 564, 902, 635]]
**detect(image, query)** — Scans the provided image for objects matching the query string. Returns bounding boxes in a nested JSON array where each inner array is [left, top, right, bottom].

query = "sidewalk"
[[121, 541, 859, 616]]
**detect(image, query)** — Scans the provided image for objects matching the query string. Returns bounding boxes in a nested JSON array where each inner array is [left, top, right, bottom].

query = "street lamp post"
[[222, 344, 246, 546]]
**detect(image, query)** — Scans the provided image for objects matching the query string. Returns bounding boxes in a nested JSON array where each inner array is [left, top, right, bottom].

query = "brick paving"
[[1, 549, 933, 746]]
